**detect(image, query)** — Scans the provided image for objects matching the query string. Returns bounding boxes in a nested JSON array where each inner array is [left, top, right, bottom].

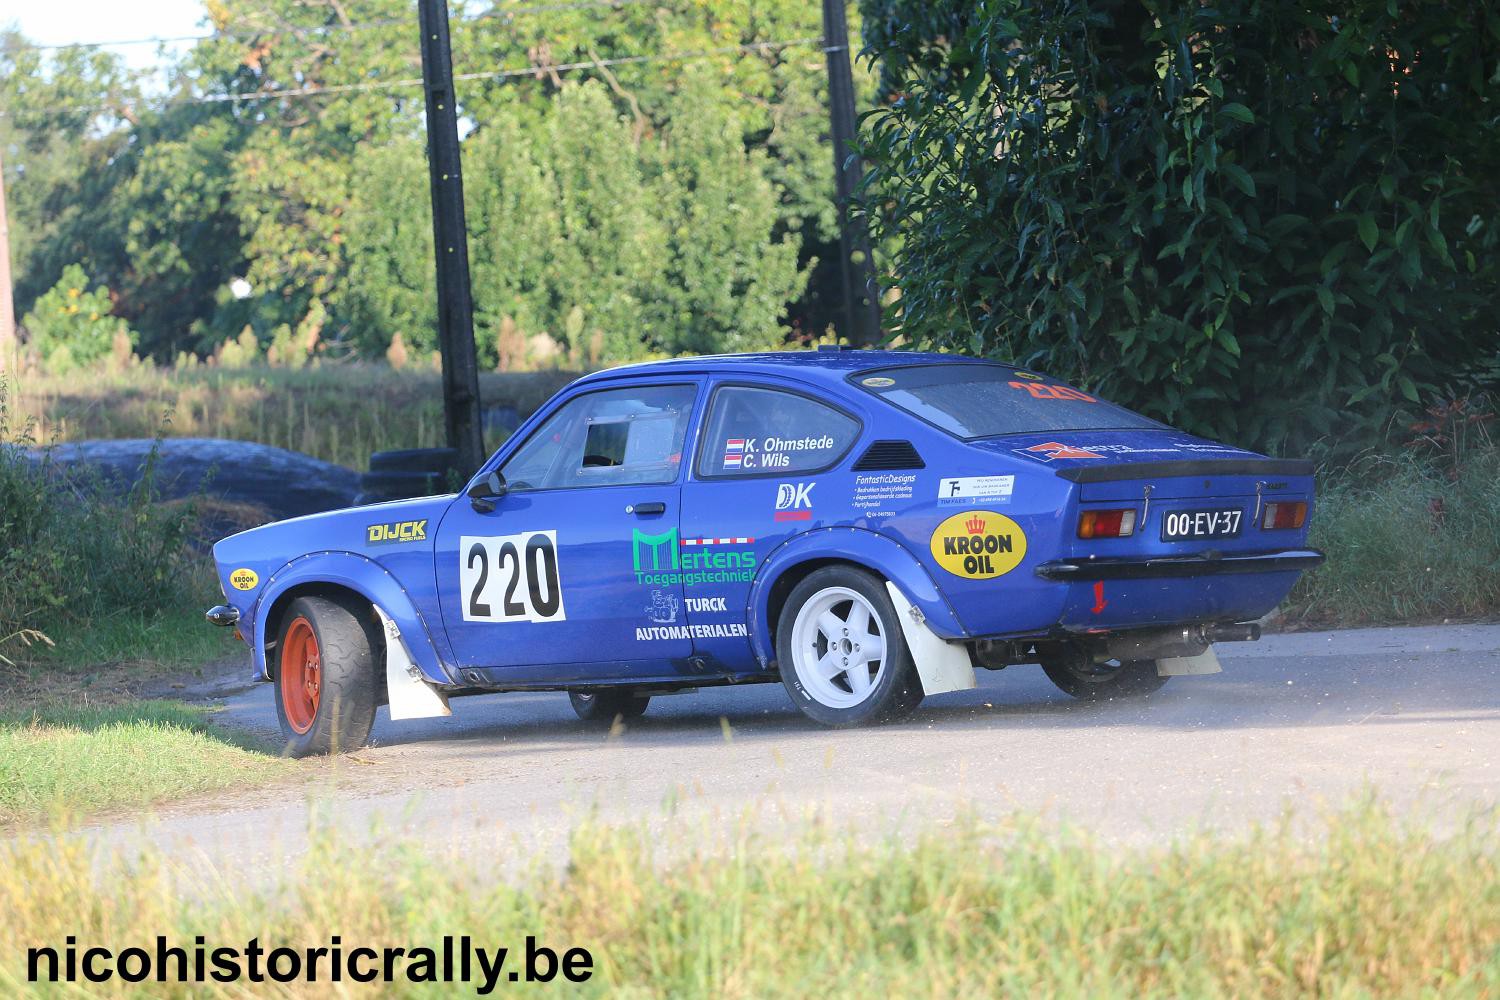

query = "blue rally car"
[[207, 350, 1324, 755]]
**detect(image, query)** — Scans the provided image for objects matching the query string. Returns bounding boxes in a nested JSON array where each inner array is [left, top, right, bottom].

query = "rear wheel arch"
[[764, 557, 866, 660], [750, 528, 965, 667]]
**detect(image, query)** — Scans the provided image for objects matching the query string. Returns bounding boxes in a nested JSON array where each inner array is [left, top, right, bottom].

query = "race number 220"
[[459, 531, 567, 623]]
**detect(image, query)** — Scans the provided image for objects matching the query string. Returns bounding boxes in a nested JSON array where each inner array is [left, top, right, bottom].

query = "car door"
[[680, 380, 864, 670], [436, 381, 700, 676]]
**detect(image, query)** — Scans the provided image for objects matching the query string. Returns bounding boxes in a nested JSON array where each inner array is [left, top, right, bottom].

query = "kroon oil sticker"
[[930, 510, 1027, 579]]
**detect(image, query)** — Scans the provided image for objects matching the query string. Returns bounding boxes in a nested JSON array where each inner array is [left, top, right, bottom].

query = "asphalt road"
[[70, 625, 1500, 881]]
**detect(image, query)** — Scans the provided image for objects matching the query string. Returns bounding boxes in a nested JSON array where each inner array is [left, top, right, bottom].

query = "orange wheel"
[[279, 615, 321, 734]]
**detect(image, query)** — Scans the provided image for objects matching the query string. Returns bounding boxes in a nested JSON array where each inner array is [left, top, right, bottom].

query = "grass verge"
[[0, 700, 285, 827], [1284, 447, 1500, 626], [1, 799, 1497, 996]]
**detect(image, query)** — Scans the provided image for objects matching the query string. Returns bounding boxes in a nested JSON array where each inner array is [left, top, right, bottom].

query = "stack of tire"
[[354, 448, 462, 506]]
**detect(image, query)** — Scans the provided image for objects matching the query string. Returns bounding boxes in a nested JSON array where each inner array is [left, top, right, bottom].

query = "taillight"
[[1261, 501, 1307, 530], [1078, 508, 1137, 539]]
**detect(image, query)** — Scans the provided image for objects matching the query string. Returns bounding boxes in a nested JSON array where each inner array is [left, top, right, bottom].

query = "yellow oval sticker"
[[1012, 370, 1042, 380], [930, 510, 1027, 579], [229, 568, 259, 591], [862, 376, 895, 388]]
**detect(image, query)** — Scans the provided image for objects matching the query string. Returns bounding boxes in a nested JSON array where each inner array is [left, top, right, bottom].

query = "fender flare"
[[250, 551, 452, 686], [747, 526, 966, 667]]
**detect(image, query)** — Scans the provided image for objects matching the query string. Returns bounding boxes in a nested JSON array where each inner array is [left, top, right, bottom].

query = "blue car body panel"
[[210, 350, 1321, 690]]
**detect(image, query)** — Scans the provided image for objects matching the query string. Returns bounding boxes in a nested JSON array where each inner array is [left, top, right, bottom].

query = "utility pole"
[[417, 0, 485, 475], [0, 145, 15, 371], [821, 0, 881, 346]]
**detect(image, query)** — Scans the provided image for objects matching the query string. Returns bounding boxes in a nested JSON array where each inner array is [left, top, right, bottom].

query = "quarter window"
[[696, 386, 860, 477], [500, 385, 696, 490]]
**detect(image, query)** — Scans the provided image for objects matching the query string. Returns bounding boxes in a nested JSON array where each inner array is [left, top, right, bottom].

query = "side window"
[[696, 386, 860, 477], [500, 384, 697, 490]]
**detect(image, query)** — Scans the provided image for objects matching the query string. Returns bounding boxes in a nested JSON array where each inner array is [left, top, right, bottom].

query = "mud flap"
[[885, 582, 976, 696], [1157, 645, 1223, 676], [373, 606, 452, 720]]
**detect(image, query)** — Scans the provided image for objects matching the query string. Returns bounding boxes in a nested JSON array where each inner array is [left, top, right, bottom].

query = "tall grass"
[[0, 799, 1496, 996], [0, 379, 214, 671], [1287, 445, 1500, 625], [9, 364, 577, 468]]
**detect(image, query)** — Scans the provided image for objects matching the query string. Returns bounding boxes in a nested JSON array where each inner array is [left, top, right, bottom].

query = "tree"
[[858, 0, 1500, 453], [344, 79, 810, 366], [3, 0, 855, 365]]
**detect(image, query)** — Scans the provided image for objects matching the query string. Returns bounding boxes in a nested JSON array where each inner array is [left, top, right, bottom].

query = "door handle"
[[627, 501, 667, 516]]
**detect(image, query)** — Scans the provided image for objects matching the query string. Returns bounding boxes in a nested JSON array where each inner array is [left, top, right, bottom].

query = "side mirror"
[[467, 471, 506, 512]]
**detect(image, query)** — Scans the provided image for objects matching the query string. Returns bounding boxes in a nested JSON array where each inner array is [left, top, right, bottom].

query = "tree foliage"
[[858, 0, 1500, 452], [3, 0, 852, 365]]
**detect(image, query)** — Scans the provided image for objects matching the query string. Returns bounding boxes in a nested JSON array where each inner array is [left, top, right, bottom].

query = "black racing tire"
[[273, 595, 380, 756], [1039, 645, 1169, 701], [775, 565, 924, 727], [569, 689, 651, 724], [368, 447, 460, 474]]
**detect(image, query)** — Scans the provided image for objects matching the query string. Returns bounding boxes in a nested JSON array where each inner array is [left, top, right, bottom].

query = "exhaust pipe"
[[1103, 622, 1261, 662], [1207, 622, 1261, 644]]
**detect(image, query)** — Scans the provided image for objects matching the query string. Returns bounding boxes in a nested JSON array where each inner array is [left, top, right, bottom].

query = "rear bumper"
[[1035, 548, 1325, 581]]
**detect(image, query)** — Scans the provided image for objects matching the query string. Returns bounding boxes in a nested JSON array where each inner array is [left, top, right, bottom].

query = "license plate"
[[1160, 508, 1243, 541]]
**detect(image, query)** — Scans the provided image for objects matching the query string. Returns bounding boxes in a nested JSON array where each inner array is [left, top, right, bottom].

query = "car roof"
[[574, 349, 1014, 389]]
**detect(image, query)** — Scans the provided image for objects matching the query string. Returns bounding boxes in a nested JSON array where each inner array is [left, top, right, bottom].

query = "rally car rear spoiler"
[[1053, 458, 1315, 484]]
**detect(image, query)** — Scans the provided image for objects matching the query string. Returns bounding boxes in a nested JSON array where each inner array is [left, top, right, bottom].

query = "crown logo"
[[965, 515, 986, 534]]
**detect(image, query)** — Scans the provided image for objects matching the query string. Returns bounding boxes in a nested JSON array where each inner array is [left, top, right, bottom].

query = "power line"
[[0, 37, 827, 119], [11, 0, 652, 54]]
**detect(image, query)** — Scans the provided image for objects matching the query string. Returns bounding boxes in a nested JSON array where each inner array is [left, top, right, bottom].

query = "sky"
[[2, 0, 207, 71]]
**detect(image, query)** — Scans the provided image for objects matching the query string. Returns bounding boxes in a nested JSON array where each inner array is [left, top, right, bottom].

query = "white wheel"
[[789, 586, 888, 709], [775, 566, 923, 726]]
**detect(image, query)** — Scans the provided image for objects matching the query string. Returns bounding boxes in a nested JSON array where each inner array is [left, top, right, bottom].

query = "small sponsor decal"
[[685, 596, 729, 614], [774, 481, 815, 521], [1015, 441, 1107, 462], [1011, 370, 1043, 380], [723, 438, 746, 468], [853, 472, 916, 516], [229, 568, 259, 591], [367, 519, 428, 545], [1008, 381, 1097, 402], [719, 434, 836, 471], [460, 530, 566, 623], [633, 529, 756, 586], [937, 475, 1015, 506], [1015, 438, 1252, 463], [929, 510, 1027, 579], [645, 589, 680, 624], [861, 376, 896, 387], [636, 623, 749, 641]]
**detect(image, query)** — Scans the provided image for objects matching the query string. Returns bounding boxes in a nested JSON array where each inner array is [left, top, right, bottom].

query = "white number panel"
[[459, 531, 567, 623]]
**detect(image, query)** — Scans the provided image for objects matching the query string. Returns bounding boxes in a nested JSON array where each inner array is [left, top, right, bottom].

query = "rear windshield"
[[856, 364, 1162, 439]]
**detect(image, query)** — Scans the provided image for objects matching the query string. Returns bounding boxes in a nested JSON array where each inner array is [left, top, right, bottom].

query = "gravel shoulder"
[[28, 624, 1500, 886]]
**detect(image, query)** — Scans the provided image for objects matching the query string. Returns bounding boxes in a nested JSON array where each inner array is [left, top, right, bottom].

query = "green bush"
[[859, 0, 1500, 455], [19, 264, 136, 373], [0, 380, 200, 666]]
